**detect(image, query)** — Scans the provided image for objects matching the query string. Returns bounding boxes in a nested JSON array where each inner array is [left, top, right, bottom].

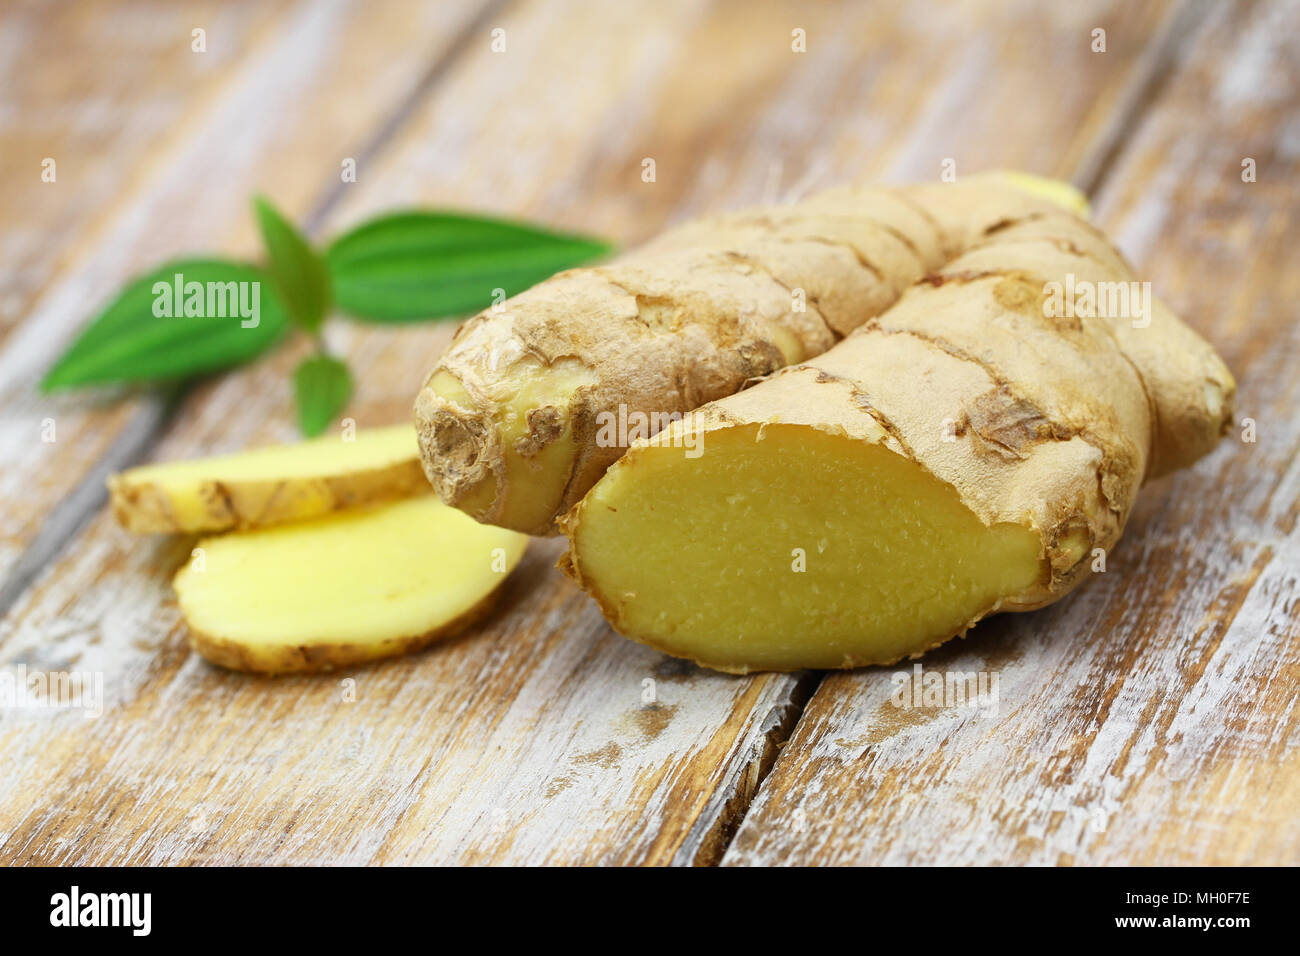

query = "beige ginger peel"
[[415, 173, 1168, 537], [560, 195, 1233, 671], [416, 173, 1232, 671]]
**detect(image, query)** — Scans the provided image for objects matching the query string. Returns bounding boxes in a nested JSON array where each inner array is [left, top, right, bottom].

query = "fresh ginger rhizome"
[[418, 174, 1233, 672]]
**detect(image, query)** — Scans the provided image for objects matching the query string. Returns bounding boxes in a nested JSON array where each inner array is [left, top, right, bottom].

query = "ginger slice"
[[174, 495, 528, 673], [562, 425, 1042, 673], [110, 424, 426, 533]]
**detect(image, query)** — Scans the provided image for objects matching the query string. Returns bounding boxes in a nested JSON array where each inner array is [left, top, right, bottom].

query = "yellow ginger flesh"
[[174, 495, 528, 673], [564, 425, 1042, 672]]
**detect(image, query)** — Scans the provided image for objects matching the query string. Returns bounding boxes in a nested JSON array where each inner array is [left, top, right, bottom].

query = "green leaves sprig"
[[253, 196, 331, 334], [40, 259, 290, 391], [293, 353, 353, 438], [42, 199, 613, 436], [327, 212, 612, 322]]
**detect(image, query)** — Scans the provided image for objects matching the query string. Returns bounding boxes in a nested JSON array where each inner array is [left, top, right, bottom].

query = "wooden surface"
[[0, 0, 1295, 865]]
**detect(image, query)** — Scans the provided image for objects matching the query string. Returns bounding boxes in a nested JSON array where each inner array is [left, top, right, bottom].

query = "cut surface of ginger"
[[174, 495, 528, 673], [564, 425, 1044, 672], [110, 424, 425, 533]]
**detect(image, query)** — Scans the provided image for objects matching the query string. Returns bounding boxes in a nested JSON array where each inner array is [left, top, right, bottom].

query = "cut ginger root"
[[559, 183, 1234, 673], [174, 495, 528, 674], [562, 426, 1044, 672], [109, 424, 425, 533]]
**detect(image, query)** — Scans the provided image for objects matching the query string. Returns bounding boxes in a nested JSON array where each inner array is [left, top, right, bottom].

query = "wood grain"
[[0, 0, 290, 340], [723, 0, 1300, 866], [4, 0, 821, 866], [0, 0, 491, 580], [2, 0, 1264, 867]]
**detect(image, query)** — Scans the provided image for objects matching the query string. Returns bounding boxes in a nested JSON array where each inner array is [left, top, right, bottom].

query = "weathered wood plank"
[[0, 0, 291, 340], [1, 0, 1185, 865], [724, 0, 1300, 866], [0, 0, 491, 581]]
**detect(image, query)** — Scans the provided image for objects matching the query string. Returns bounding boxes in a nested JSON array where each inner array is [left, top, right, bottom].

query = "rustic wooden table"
[[0, 0, 1295, 866]]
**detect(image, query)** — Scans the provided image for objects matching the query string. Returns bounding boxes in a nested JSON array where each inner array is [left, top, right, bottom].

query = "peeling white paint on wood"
[[4, 0, 1284, 866]]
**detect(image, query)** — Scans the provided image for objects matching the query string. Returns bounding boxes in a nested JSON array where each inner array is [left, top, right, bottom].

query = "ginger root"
[[110, 424, 424, 533], [559, 202, 1234, 672], [174, 495, 527, 673], [415, 173, 1099, 535]]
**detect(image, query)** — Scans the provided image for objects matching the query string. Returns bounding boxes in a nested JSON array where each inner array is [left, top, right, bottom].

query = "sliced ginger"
[[174, 495, 528, 673], [562, 425, 1043, 672], [110, 424, 426, 533], [113, 424, 529, 674]]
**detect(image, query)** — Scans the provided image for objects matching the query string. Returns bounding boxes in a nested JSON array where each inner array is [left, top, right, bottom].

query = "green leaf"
[[326, 211, 613, 322], [293, 353, 353, 437], [253, 195, 332, 332], [41, 259, 290, 392]]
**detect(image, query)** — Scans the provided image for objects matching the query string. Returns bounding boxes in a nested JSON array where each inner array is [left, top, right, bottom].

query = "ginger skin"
[[557, 183, 1233, 671], [417, 174, 1224, 537]]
